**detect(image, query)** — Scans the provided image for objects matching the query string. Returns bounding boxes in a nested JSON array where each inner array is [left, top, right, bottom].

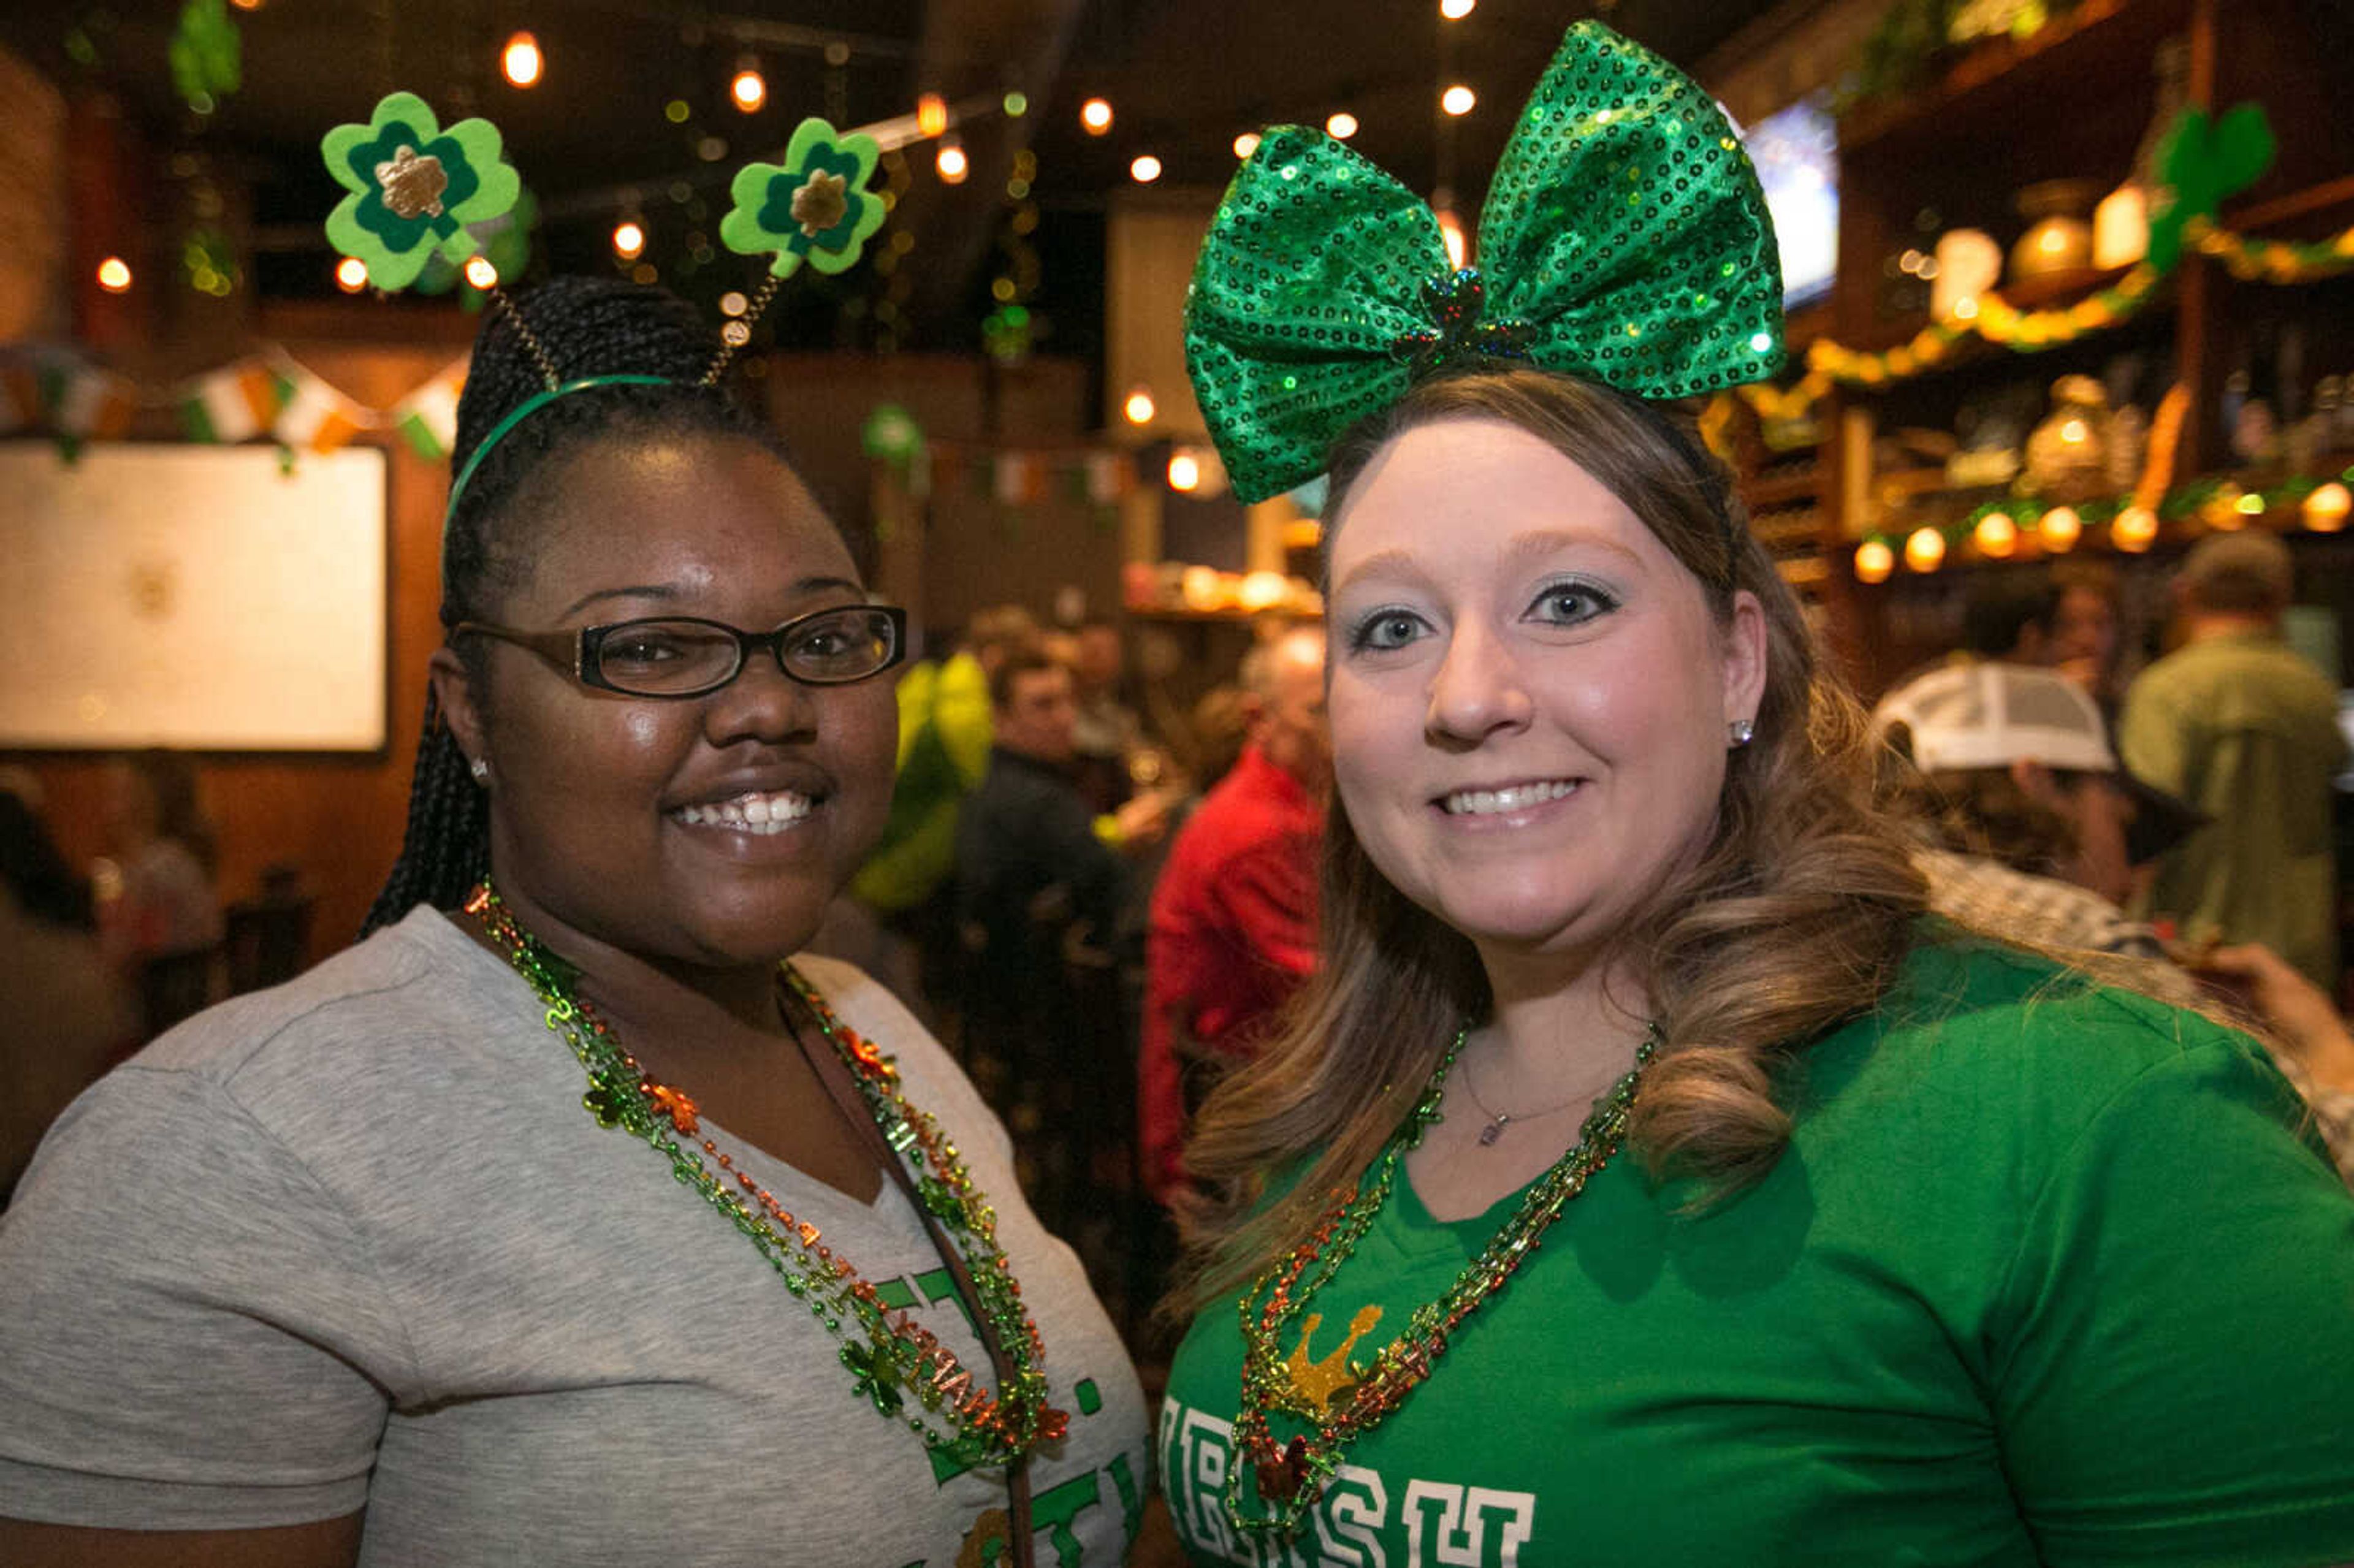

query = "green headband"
[[444, 374, 679, 525], [1184, 21, 1786, 504]]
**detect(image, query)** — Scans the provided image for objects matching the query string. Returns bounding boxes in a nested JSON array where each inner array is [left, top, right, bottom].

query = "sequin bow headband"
[[1184, 21, 1786, 504]]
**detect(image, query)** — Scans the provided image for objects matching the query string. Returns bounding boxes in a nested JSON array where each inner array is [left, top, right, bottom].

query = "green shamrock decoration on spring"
[[722, 117, 887, 278], [2146, 102, 2276, 275], [322, 92, 522, 292]]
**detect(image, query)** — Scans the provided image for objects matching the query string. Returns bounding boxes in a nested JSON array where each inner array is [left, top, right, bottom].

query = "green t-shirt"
[[1160, 936, 2354, 1566]]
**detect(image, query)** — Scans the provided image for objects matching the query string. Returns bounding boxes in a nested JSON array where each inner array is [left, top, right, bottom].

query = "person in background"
[[2120, 530, 2347, 990], [95, 750, 223, 971], [0, 790, 136, 1202], [1068, 619, 1144, 814], [1139, 625, 1328, 1209], [2046, 560, 2125, 704], [1156, 22, 2354, 1562], [0, 279, 1146, 1567]]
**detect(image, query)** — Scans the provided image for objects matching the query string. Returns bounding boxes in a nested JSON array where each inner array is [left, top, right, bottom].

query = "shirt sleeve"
[[0, 1065, 407, 1529], [1210, 834, 1318, 979], [2116, 682, 2195, 799], [1989, 1035, 2354, 1566]]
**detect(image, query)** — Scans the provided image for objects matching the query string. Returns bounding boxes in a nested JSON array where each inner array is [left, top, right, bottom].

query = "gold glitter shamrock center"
[[375, 146, 449, 219], [789, 170, 849, 238]]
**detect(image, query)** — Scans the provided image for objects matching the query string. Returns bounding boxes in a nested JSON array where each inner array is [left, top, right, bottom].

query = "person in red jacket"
[[1140, 625, 1328, 1207]]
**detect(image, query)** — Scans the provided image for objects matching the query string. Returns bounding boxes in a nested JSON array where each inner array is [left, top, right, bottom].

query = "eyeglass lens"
[[594, 608, 897, 695]]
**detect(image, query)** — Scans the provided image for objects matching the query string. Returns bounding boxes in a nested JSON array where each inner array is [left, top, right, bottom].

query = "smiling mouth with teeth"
[[1441, 780, 1582, 816], [672, 790, 815, 834]]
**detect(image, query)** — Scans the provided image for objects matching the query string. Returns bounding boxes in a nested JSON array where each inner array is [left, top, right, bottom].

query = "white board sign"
[[0, 442, 388, 750]]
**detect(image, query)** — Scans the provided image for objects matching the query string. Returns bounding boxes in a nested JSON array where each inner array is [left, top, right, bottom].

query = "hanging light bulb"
[[1853, 539, 1895, 584], [1233, 131, 1260, 159], [334, 256, 369, 293], [2304, 481, 2352, 532], [1903, 526, 1947, 573], [1440, 0, 1477, 17], [936, 139, 969, 184], [1168, 451, 1202, 492], [464, 255, 500, 289], [96, 256, 134, 292], [1441, 85, 1476, 116], [612, 220, 647, 260], [1123, 387, 1156, 425], [2036, 506, 2082, 552], [730, 62, 766, 113], [1080, 98, 1113, 135], [501, 31, 543, 89], [1972, 511, 2017, 558], [2111, 506, 2160, 551], [1325, 111, 1358, 140], [917, 92, 949, 139], [1129, 154, 1162, 184]]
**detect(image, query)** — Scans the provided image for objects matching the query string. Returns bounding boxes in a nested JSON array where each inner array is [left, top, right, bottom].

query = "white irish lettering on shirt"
[[1401, 1481, 1537, 1568]]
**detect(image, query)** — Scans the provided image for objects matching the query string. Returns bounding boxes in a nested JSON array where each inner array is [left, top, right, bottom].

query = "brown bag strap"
[[780, 973, 1037, 1568]]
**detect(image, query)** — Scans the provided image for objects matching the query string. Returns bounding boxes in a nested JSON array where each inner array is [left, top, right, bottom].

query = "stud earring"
[[1727, 718, 1755, 748], [470, 758, 491, 785]]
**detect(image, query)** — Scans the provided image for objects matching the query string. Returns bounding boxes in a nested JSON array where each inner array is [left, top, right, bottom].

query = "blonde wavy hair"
[[1176, 370, 1929, 1309]]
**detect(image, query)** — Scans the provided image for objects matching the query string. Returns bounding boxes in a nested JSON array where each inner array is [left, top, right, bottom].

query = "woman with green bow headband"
[[1156, 22, 2354, 1563]]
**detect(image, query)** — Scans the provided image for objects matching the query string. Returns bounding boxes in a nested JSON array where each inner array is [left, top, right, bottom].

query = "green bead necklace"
[[1225, 1021, 1657, 1539], [465, 882, 1067, 1468]]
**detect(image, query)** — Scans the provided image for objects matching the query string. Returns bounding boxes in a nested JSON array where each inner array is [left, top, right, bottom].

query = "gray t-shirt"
[[0, 907, 1149, 1565]]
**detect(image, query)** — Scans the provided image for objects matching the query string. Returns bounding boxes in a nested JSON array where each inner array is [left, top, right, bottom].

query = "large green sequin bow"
[[1186, 21, 1785, 503]]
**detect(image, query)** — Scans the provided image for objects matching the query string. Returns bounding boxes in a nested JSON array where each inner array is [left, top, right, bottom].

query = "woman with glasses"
[[0, 280, 1146, 1568]]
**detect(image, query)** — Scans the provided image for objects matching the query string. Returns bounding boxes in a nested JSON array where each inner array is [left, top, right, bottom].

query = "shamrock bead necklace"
[[466, 883, 1067, 1467], [1225, 1020, 1656, 1538]]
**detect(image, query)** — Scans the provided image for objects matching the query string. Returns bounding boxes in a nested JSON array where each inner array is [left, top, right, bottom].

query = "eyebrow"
[[1332, 528, 1642, 598], [560, 575, 866, 619]]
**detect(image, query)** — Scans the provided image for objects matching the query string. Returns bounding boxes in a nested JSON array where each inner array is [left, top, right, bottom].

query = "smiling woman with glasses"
[[0, 279, 1147, 1568]]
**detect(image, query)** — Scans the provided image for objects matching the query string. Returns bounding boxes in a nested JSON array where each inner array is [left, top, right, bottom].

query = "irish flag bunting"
[[177, 362, 284, 444]]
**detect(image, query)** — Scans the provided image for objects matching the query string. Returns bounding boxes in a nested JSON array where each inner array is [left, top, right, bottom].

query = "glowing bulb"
[[1123, 387, 1156, 425], [1002, 91, 1028, 118], [1441, 85, 1476, 116], [1436, 208, 1467, 270], [501, 31, 543, 88], [464, 256, 499, 289], [96, 256, 133, 292], [1129, 154, 1162, 184], [1440, 0, 1476, 17], [1168, 451, 1202, 492], [1903, 526, 1946, 573], [1854, 540, 1895, 584], [1081, 98, 1113, 135], [1325, 112, 1358, 140], [1973, 511, 2018, 558], [2037, 506, 2081, 551], [1233, 131, 1261, 159], [612, 220, 646, 260], [2058, 417, 2089, 445], [730, 68, 766, 113], [935, 140, 969, 183], [2112, 506, 2159, 551], [334, 256, 368, 293], [2304, 481, 2351, 532], [917, 93, 948, 139]]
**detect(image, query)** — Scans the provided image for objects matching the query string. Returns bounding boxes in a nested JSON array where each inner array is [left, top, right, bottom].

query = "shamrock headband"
[[322, 93, 888, 522], [1184, 21, 1786, 505]]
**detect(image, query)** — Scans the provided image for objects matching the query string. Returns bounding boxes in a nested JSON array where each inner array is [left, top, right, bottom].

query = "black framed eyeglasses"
[[454, 604, 907, 698]]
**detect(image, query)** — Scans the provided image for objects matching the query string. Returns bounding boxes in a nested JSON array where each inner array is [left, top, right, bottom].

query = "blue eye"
[[1348, 608, 1425, 652], [1527, 579, 1617, 626]]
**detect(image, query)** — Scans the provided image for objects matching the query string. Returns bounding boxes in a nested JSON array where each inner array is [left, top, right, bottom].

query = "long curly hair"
[[1175, 368, 1928, 1308]]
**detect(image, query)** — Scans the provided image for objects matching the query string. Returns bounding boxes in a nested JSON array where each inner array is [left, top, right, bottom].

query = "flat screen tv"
[[1738, 93, 1838, 310]]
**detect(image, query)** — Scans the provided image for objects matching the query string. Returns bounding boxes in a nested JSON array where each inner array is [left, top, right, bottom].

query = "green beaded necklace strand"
[[1225, 1021, 1658, 1539], [465, 883, 1067, 1468]]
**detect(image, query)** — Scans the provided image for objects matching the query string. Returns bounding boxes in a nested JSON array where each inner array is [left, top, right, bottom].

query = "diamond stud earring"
[[1727, 718, 1755, 748], [470, 758, 491, 784]]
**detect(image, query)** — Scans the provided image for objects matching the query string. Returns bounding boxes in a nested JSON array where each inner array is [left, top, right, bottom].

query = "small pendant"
[[1477, 1117, 1506, 1146]]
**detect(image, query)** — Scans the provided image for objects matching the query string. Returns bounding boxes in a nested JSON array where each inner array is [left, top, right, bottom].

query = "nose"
[[701, 647, 818, 747], [1425, 620, 1532, 748]]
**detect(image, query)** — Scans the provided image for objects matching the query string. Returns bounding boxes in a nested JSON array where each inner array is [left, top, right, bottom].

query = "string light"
[[1003, 91, 1028, 118], [1080, 98, 1113, 135], [501, 31, 543, 89], [96, 256, 133, 292], [731, 63, 766, 113], [1129, 154, 1162, 184], [1168, 451, 1202, 492], [465, 256, 499, 289], [2305, 482, 2352, 532], [1903, 525, 1946, 573], [1325, 112, 1358, 140], [1441, 0, 1477, 17], [2036, 505, 2081, 551], [1233, 131, 1260, 159], [612, 220, 646, 260], [2111, 506, 2159, 550], [334, 256, 368, 293], [1123, 387, 1156, 425], [1854, 539, 1895, 583], [1441, 85, 1476, 116], [917, 93, 948, 139], [1972, 511, 2017, 558], [936, 140, 969, 184]]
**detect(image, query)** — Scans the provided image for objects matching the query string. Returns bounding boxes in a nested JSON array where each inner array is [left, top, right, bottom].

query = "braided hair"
[[361, 278, 806, 937]]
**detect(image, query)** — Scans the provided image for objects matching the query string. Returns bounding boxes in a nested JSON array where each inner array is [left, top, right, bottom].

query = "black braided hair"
[[361, 278, 810, 938]]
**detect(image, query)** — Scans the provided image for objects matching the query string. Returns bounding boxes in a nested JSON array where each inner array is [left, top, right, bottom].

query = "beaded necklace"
[[465, 883, 1067, 1468], [1225, 1021, 1657, 1539]]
